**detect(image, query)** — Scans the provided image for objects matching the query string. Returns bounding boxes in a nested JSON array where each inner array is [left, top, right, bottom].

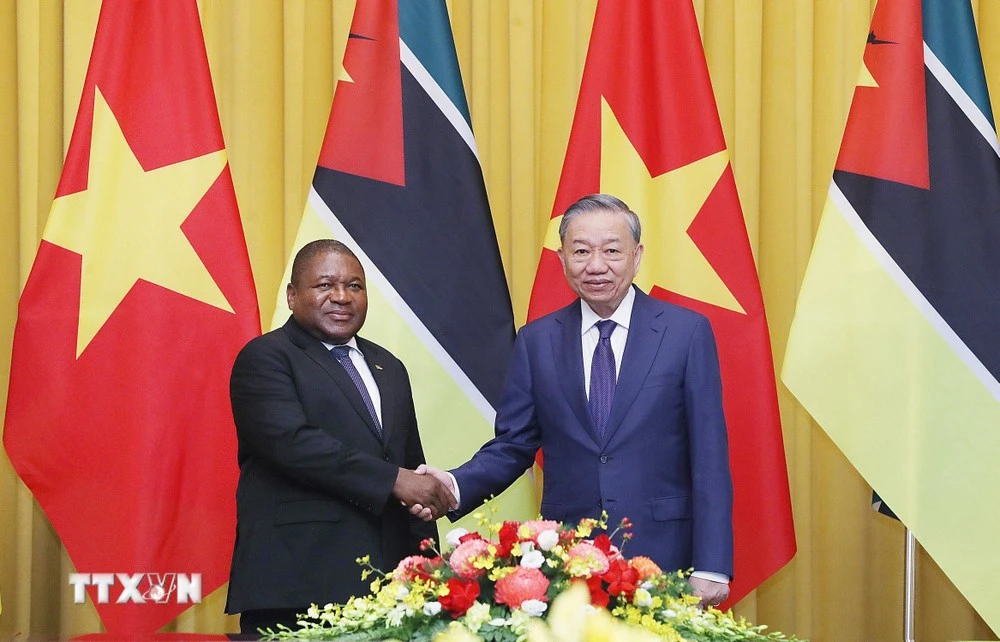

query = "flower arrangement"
[[263, 511, 799, 641]]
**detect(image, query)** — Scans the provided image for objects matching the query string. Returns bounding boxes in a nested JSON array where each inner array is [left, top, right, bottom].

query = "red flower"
[[601, 559, 640, 598], [584, 575, 609, 608], [415, 556, 443, 582], [496, 521, 520, 557], [439, 577, 480, 618], [559, 529, 577, 544], [494, 567, 550, 608], [593, 534, 614, 556], [419, 538, 435, 552], [458, 532, 484, 544]]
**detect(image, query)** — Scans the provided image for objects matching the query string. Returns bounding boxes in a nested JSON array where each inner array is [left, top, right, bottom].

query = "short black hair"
[[289, 239, 361, 286]]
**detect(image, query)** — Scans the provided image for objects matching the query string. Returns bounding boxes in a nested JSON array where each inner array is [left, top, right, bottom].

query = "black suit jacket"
[[225, 317, 436, 613]]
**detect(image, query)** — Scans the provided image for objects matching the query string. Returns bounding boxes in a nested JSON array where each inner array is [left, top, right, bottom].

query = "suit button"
[[383, 455, 390, 462], [600, 455, 608, 463]]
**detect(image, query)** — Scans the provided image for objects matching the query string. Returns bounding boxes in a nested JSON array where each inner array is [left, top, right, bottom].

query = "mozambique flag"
[[527, 0, 795, 607], [2, 0, 260, 633], [783, 0, 1000, 633], [273, 0, 536, 526]]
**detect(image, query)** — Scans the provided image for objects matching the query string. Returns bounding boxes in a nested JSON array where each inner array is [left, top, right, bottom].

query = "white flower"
[[536, 529, 559, 551], [640, 580, 654, 591], [490, 617, 509, 626], [633, 588, 653, 608], [520, 548, 545, 569], [663, 608, 677, 619], [386, 604, 407, 627], [520, 599, 548, 617], [445, 527, 470, 548], [306, 605, 320, 619], [423, 601, 442, 616], [394, 584, 409, 600]]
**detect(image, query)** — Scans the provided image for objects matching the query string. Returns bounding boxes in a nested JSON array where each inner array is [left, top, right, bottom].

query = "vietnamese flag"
[[3, 0, 260, 633], [528, 0, 795, 607]]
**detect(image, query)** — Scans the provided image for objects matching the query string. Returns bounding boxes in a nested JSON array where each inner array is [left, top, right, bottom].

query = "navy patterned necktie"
[[588, 320, 617, 441], [330, 345, 383, 439]]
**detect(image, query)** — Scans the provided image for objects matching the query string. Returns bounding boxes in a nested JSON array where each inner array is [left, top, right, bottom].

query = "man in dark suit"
[[416, 194, 733, 607], [225, 239, 455, 634]]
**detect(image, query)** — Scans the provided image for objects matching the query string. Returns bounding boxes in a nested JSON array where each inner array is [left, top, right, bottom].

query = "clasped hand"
[[392, 466, 457, 521]]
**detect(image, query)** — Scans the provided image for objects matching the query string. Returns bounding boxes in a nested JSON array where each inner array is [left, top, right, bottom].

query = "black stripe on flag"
[[314, 67, 514, 409], [834, 67, 1000, 383]]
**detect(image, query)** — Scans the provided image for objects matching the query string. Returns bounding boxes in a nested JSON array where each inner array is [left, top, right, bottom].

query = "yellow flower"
[[575, 519, 597, 538], [488, 566, 517, 582]]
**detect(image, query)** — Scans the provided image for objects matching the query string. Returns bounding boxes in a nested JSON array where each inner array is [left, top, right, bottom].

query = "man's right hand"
[[392, 468, 457, 520], [408, 464, 457, 520]]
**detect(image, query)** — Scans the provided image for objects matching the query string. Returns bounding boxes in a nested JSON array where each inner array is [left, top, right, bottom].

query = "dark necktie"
[[589, 320, 617, 441], [330, 345, 383, 439]]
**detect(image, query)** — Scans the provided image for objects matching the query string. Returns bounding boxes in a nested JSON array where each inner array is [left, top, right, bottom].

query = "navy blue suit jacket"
[[452, 287, 733, 577]]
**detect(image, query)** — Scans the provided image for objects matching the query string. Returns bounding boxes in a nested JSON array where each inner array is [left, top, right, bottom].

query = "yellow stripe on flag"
[[783, 191, 1000, 628]]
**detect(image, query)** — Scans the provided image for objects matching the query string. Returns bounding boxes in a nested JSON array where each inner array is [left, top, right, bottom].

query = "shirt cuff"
[[690, 570, 729, 584], [445, 471, 461, 508]]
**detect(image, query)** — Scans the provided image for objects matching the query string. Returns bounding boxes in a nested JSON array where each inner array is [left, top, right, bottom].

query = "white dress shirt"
[[322, 337, 382, 425], [580, 287, 634, 394]]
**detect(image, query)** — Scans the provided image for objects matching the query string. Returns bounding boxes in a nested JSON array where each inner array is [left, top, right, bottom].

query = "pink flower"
[[519, 520, 561, 540], [392, 555, 429, 582], [566, 542, 610, 576], [449, 538, 490, 579], [494, 567, 550, 608]]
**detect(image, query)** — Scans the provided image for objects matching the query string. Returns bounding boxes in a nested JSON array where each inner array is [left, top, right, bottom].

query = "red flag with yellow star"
[[528, 0, 794, 606], [3, 0, 260, 633]]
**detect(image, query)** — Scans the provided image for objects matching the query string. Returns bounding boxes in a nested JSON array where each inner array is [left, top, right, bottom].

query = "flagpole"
[[904, 528, 917, 642]]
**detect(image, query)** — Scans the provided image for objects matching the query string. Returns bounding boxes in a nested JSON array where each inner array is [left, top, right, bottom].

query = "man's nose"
[[586, 253, 608, 272], [328, 285, 350, 302]]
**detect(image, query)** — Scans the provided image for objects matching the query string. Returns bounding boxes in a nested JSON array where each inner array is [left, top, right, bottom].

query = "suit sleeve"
[[450, 328, 540, 517], [230, 340, 399, 515], [685, 316, 735, 578]]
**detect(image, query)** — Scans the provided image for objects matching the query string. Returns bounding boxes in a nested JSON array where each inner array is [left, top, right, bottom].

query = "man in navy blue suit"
[[417, 194, 733, 607]]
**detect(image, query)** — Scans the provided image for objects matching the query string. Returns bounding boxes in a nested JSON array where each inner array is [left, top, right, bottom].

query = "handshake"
[[391, 464, 457, 521]]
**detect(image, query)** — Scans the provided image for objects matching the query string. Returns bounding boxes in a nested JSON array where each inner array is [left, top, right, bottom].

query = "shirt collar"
[[321, 336, 360, 353], [580, 285, 635, 335]]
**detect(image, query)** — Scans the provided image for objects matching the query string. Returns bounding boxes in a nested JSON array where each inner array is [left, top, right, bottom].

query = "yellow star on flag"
[[43, 86, 234, 357], [333, 0, 357, 84], [858, 58, 879, 88], [596, 97, 744, 314]]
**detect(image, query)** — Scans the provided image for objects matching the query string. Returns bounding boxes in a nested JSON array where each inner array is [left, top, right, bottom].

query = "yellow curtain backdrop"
[[1, 1, 999, 639]]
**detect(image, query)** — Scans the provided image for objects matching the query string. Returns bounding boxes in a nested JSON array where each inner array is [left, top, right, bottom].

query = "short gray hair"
[[558, 194, 641, 244]]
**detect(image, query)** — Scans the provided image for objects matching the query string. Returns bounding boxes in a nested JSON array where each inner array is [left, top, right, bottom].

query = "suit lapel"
[[553, 302, 601, 444], [601, 289, 666, 446], [284, 318, 383, 442]]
